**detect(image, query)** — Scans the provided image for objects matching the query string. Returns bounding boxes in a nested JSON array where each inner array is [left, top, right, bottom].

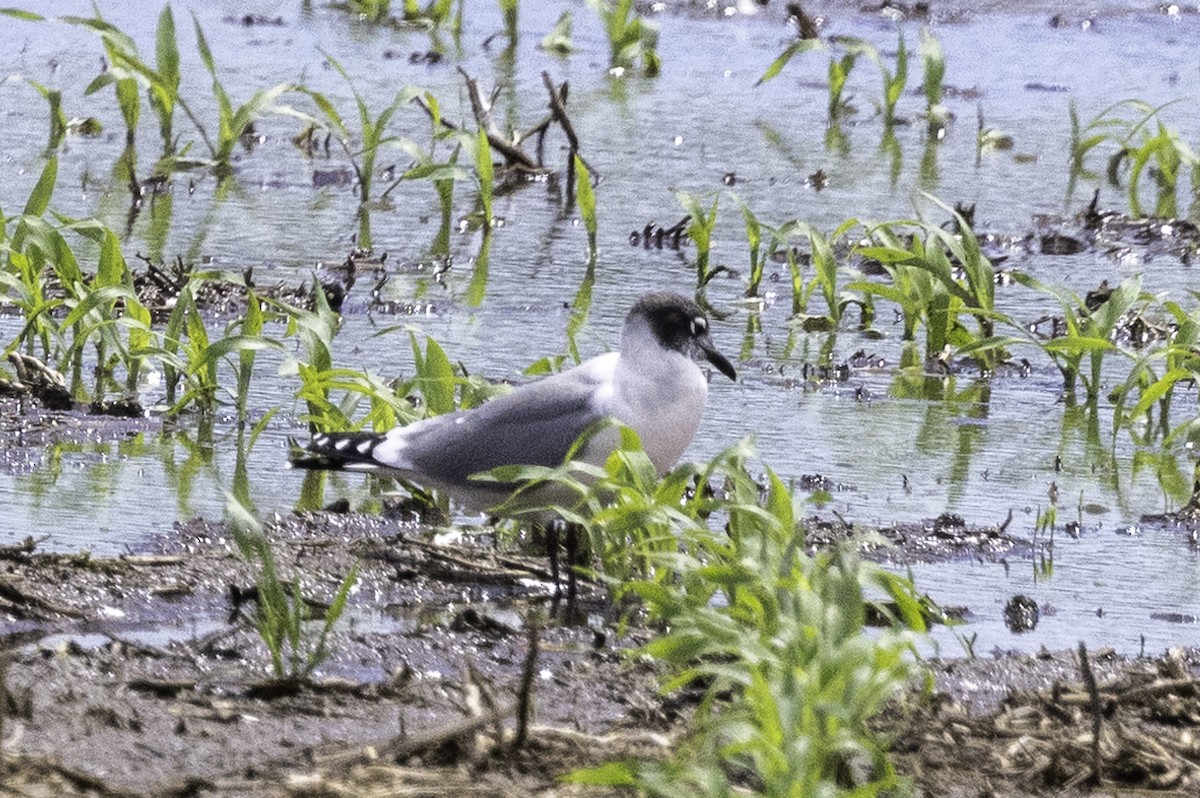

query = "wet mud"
[[5, 504, 1200, 796], [1, 510, 663, 796]]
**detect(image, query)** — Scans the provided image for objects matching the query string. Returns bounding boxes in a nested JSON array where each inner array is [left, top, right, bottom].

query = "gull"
[[290, 292, 737, 517]]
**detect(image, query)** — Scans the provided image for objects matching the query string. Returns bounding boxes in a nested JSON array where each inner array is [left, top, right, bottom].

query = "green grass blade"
[[22, 157, 57, 217], [756, 38, 823, 86], [475, 127, 494, 226], [155, 6, 180, 89], [575, 154, 597, 259], [0, 8, 45, 20]]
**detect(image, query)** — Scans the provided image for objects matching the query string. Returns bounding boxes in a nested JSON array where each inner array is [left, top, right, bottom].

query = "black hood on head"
[[630, 293, 737, 381]]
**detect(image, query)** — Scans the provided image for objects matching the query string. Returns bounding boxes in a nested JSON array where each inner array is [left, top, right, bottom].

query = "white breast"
[[601, 348, 709, 474]]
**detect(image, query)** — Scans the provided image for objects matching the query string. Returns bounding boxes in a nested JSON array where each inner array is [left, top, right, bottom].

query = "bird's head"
[[626, 292, 737, 381]]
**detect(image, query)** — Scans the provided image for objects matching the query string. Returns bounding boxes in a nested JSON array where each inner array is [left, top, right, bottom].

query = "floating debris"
[[1004, 594, 1040, 633]]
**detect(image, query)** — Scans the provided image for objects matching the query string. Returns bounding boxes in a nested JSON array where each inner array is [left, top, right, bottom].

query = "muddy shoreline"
[[5, 436, 1200, 795]]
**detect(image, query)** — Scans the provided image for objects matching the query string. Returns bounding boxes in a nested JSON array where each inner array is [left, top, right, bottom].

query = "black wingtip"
[[287, 436, 334, 470], [288, 431, 387, 471]]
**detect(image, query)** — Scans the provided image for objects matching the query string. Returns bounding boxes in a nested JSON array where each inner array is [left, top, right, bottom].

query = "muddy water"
[[3, 1, 1200, 654]]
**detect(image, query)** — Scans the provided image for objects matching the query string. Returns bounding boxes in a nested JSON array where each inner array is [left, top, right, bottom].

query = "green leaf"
[[642, 632, 706, 663], [919, 26, 944, 107], [540, 10, 575, 54], [22, 157, 57, 217], [227, 82, 294, 145], [115, 76, 141, 133], [1040, 337, 1115, 354], [856, 245, 917, 264], [575, 154, 596, 257], [60, 284, 138, 330], [188, 335, 280, 382], [871, 569, 927, 632], [96, 229, 128, 287], [1128, 367, 1191, 421], [156, 6, 180, 88], [298, 87, 349, 138], [0, 8, 45, 20], [192, 13, 217, 75], [756, 38, 824, 86], [413, 334, 457, 415], [475, 127, 493, 225], [562, 761, 638, 786]]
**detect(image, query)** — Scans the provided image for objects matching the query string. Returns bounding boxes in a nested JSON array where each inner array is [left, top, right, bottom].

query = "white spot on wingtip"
[[314, 434, 328, 445], [334, 438, 350, 451], [356, 440, 372, 454]]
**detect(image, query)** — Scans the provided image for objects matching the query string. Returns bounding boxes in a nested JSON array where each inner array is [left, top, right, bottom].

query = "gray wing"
[[398, 368, 608, 490]]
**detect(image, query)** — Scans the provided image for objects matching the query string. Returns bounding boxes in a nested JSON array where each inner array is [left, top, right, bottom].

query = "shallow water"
[[3, 0, 1200, 654]]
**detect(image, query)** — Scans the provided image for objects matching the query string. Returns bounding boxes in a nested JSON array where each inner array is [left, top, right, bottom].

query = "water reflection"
[[466, 229, 491, 306], [919, 136, 939, 188], [161, 414, 216, 518], [824, 122, 849, 157], [879, 127, 902, 187]]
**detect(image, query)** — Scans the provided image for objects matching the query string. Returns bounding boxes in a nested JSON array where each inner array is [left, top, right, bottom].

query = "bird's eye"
[[690, 316, 708, 336]]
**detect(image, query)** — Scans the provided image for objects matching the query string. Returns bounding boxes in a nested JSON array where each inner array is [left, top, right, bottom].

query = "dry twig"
[[511, 613, 540, 752]]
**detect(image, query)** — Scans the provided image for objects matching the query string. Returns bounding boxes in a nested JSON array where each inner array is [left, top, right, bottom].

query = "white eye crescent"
[[690, 316, 708, 335]]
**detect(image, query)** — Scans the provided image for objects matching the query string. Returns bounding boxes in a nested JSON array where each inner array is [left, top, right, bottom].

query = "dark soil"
[[1, 512, 663, 797], [5, 507, 1200, 797]]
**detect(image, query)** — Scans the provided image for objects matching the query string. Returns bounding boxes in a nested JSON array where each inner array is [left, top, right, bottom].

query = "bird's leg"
[[545, 521, 562, 605], [564, 522, 581, 625]]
